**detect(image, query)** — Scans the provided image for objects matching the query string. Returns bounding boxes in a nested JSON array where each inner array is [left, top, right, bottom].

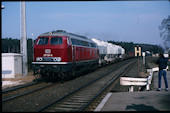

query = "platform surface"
[[95, 71, 170, 111]]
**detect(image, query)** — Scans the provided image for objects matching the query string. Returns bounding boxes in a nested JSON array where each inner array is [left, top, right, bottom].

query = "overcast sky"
[[2, 1, 170, 46]]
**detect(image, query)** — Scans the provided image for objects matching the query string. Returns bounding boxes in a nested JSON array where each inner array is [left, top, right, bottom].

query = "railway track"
[[2, 58, 137, 112], [2, 80, 57, 102], [2, 78, 44, 93], [38, 59, 136, 112]]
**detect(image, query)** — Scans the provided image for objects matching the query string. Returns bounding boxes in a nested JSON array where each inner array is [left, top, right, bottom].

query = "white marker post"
[[142, 52, 145, 65]]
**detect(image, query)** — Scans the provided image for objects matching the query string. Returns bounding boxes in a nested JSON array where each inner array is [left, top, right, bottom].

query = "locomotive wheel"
[[51, 72, 58, 80], [58, 71, 65, 80], [63, 72, 70, 81], [70, 69, 76, 79], [40, 72, 46, 79], [46, 72, 51, 79], [72, 70, 76, 77]]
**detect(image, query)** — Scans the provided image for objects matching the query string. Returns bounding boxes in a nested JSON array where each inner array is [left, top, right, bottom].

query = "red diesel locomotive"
[[32, 30, 99, 79]]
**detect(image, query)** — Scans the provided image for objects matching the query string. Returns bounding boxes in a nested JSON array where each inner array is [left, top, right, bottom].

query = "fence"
[[120, 67, 162, 92]]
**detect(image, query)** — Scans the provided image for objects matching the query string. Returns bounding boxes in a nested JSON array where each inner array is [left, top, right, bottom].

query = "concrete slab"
[[95, 71, 170, 111], [100, 91, 170, 111], [153, 71, 169, 91]]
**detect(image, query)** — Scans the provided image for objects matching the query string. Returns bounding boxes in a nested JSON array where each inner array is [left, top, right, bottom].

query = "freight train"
[[32, 30, 125, 80], [92, 38, 125, 65]]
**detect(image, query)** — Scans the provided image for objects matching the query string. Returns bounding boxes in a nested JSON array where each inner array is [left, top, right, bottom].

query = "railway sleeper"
[[72, 95, 95, 99], [56, 104, 83, 108], [49, 107, 79, 112], [62, 102, 86, 105], [64, 99, 88, 103]]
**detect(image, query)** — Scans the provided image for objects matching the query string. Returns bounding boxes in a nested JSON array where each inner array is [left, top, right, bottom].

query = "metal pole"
[[20, 2, 22, 54], [32, 33, 34, 60], [20, 2, 28, 76]]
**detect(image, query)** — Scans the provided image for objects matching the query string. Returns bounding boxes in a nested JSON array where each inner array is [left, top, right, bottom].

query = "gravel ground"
[[2, 71, 37, 90]]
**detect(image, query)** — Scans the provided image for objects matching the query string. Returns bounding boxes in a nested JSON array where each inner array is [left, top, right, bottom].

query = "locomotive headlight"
[[53, 57, 62, 62], [36, 57, 43, 61], [58, 57, 62, 62]]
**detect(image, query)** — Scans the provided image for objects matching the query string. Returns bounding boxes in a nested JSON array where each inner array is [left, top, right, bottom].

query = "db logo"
[[45, 49, 51, 53]]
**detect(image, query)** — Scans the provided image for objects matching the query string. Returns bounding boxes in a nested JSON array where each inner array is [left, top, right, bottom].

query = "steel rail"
[[2, 82, 57, 103], [2, 78, 44, 93], [79, 60, 135, 111]]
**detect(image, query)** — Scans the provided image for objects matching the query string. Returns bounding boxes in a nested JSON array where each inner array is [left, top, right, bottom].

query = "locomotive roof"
[[39, 30, 94, 43]]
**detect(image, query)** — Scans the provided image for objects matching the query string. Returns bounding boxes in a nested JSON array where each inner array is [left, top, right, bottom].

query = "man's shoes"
[[165, 88, 168, 91], [157, 88, 161, 91]]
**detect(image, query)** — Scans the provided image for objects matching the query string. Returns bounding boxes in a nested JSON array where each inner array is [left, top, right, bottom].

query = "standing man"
[[156, 53, 169, 91]]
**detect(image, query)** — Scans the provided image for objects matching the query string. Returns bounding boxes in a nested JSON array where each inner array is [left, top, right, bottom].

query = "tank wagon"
[[92, 38, 125, 65], [32, 30, 99, 79]]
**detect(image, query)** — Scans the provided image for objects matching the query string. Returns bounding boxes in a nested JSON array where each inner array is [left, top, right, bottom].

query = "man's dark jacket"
[[156, 58, 168, 70]]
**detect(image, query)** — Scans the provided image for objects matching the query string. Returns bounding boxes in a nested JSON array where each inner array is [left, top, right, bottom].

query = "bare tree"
[[159, 16, 170, 53]]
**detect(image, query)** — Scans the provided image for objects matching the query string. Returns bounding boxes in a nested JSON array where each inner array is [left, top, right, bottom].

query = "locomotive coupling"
[[32, 64, 41, 75], [33, 68, 41, 75]]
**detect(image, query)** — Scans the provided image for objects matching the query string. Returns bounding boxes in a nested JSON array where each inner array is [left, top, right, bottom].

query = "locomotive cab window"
[[90, 43, 97, 48], [37, 37, 49, 45], [50, 37, 62, 45], [82, 41, 90, 47]]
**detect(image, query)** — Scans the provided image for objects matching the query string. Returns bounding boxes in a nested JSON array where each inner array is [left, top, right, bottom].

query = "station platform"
[[95, 71, 170, 111]]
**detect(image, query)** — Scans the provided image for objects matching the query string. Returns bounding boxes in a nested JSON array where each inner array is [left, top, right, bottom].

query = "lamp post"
[[1, 5, 5, 9]]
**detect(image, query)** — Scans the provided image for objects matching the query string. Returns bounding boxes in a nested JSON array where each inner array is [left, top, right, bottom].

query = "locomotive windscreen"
[[50, 37, 62, 45], [37, 37, 63, 45], [37, 37, 49, 45]]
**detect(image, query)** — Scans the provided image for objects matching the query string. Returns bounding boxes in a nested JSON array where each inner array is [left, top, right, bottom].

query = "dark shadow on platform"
[[126, 104, 159, 111]]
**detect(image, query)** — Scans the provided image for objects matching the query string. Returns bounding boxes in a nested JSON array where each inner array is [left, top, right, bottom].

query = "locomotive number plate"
[[43, 54, 53, 57], [45, 49, 51, 53]]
